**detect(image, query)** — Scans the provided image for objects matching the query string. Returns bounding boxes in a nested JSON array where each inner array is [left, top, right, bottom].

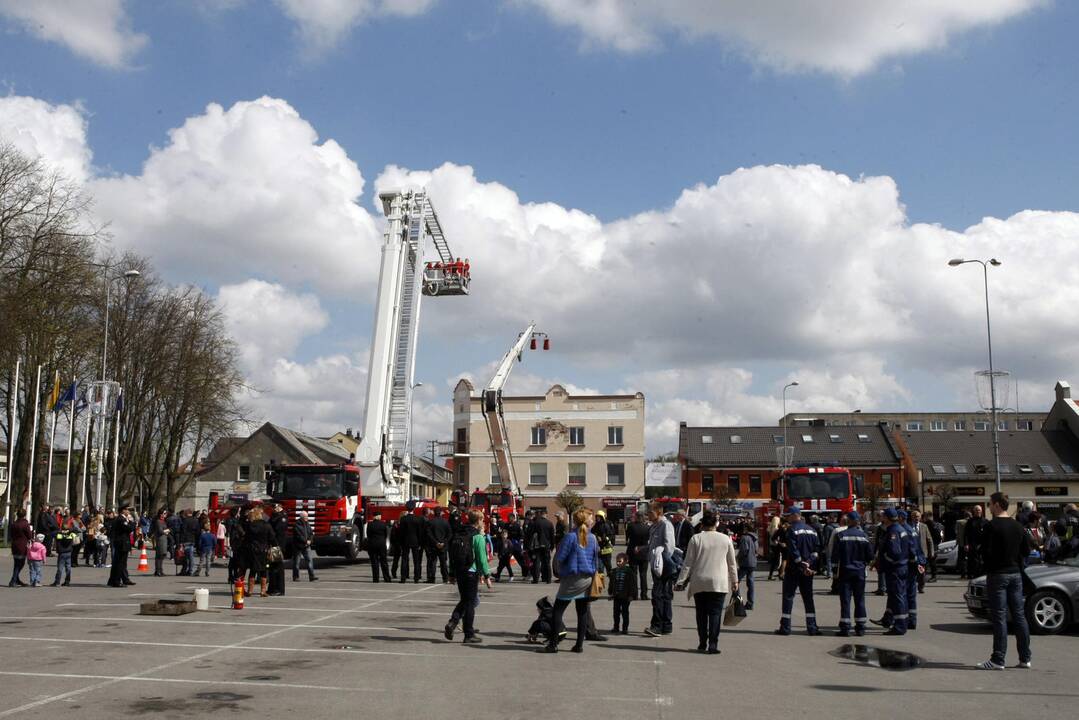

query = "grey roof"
[[680, 425, 901, 468], [899, 430, 1079, 482], [268, 423, 352, 463], [203, 437, 245, 464]]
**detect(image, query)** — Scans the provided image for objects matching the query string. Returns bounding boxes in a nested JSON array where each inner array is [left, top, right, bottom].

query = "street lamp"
[[96, 267, 139, 508], [782, 381, 799, 468], [409, 381, 423, 500], [949, 257, 1003, 493]]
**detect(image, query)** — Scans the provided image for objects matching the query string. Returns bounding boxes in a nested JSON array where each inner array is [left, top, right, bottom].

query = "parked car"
[[964, 557, 1079, 635], [936, 540, 959, 573]]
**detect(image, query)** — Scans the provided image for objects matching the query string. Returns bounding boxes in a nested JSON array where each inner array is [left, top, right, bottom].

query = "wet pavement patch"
[[243, 675, 280, 682], [195, 692, 252, 703], [829, 644, 923, 671]]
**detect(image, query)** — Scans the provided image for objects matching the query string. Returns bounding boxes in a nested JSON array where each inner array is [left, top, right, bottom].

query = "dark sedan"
[[965, 557, 1079, 635]]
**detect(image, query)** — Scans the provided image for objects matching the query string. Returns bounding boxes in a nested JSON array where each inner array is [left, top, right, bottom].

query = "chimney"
[[1056, 381, 1071, 401]]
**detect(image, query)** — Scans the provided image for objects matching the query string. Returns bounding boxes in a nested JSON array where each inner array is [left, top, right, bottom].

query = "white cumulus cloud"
[[0, 95, 91, 183], [0, 0, 148, 69], [275, 0, 438, 52], [517, 0, 1044, 75], [91, 96, 381, 293]]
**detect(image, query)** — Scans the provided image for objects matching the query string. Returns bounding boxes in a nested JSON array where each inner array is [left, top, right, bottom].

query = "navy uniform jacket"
[[834, 526, 873, 574], [878, 522, 909, 572], [786, 520, 820, 571]]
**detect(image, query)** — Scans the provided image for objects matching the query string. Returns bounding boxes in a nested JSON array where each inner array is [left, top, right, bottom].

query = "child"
[[195, 523, 216, 576], [607, 552, 638, 634], [28, 534, 48, 587], [51, 522, 78, 586], [494, 529, 515, 582]]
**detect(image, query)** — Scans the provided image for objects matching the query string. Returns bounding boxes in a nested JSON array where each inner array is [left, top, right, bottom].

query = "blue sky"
[[2, 0, 1078, 453]]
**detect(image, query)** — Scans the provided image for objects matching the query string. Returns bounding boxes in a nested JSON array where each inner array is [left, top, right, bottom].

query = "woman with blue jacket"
[[539, 508, 599, 654]]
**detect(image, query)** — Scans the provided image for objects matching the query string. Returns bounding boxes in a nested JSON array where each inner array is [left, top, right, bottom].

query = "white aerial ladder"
[[483, 324, 549, 497], [357, 190, 467, 503]]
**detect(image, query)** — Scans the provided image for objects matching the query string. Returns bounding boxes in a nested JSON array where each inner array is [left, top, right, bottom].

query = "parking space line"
[[130, 592, 534, 606], [0, 582, 438, 716], [0, 670, 382, 693], [52, 602, 524, 617], [0, 634, 663, 664], [0, 615, 402, 631]]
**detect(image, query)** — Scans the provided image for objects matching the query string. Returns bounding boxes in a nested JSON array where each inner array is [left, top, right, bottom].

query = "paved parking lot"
[[0, 554, 1075, 719]]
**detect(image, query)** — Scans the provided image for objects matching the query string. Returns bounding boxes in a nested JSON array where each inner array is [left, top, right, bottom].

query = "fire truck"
[[263, 191, 467, 558], [450, 324, 548, 524], [755, 464, 856, 549]]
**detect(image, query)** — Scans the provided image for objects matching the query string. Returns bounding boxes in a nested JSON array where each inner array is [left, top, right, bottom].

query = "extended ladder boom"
[[483, 324, 547, 497], [357, 190, 466, 502]]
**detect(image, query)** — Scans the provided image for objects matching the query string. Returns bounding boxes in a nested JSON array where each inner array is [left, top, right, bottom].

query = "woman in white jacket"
[[675, 510, 739, 654]]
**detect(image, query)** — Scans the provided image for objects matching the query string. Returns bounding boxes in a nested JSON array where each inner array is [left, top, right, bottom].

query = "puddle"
[[330, 644, 355, 650], [194, 692, 252, 702], [243, 675, 280, 682], [829, 644, 923, 671]]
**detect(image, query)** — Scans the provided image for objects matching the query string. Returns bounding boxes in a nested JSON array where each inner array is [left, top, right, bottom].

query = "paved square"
[[0, 554, 1075, 719]]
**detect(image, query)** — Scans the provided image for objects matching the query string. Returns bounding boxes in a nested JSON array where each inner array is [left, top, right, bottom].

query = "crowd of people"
[[7, 496, 1077, 668]]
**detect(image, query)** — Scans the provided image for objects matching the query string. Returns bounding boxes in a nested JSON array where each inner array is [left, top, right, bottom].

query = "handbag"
[[723, 595, 747, 627], [589, 572, 606, 599], [267, 546, 284, 565]]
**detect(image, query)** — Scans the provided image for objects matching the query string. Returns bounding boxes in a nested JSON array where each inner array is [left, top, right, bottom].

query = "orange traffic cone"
[[136, 545, 150, 573]]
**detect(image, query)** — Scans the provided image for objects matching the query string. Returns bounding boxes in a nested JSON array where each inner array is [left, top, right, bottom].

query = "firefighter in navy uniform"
[[871, 508, 909, 635], [775, 506, 822, 636], [898, 509, 926, 630], [833, 511, 873, 637]]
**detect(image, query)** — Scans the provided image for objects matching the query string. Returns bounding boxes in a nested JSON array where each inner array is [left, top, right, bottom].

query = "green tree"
[[555, 488, 583, 516]]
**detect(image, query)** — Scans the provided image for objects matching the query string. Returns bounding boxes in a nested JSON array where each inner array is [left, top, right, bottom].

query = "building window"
[[456, 427, 467, 452], [801, 434, 814, 443], [1018, 464, 1033, 474], [701, 474, 714, 494], [1017, 420, 1033, 431], [1039, 464, 1055, 474], [568, 427, 585, 446], [998, 421, 1008, 431], [529, 463, 548, 485], [974, 421, 989, 431], [749, 475, 762, 494], [931, 464, 946, 474], [608, 426, 623, 445], [930, 420, 946, 431], [727, 474, 740, 494], [491, 463, 501, 485], [829, 434, 842, 443], [857, 434, 870, 443], [954, 420, 966, 431], [953, 464, 968, 474], [1062, 464, 1075, 473], [730, 434, 743, 444], [882, 473, 893, 492], [531, 426, 547, 446], [772, 435, 783, 444], [701, 435, 713, 444], [606, 463, 625, 486], [906, 421, 924, 431], [238, 465, 250, 482], [999, 464, 1011, 474]]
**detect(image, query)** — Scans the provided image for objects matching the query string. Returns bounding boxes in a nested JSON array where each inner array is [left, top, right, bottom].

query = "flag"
[[48, 371, 60, 411], [74, 388, 88, 412], [53, 379, 76, 413], [115, 390, 124, 413]]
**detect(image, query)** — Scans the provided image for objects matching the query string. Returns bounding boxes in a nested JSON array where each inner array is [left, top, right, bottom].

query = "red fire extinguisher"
[[232, 578, 245, 610]]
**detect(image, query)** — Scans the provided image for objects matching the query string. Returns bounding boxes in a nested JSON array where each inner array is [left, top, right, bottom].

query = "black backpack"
[[449, 528, 477, 574]]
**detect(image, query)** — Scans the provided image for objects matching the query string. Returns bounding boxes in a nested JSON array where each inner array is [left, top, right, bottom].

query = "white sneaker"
[[977, 660, 1005, 671], [1015, 660, 1032, 669]]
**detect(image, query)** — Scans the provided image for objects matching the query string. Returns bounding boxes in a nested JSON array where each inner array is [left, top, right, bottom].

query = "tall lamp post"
[[949, 257, 1002, 493], [782, 381, 799, 467], [409, 381, 423, 500], [95, 267, 140, 508]]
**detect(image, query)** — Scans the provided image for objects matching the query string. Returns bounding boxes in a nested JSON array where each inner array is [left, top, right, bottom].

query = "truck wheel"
[[345, 530, 363, 562]]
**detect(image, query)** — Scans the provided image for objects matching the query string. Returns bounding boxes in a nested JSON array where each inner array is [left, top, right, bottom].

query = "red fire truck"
[[265, 462, 366, 560], [756, 464, 856, 549], [450, 488, 523, 525]]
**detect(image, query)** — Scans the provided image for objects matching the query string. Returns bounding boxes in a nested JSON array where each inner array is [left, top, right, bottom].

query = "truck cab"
[[266, 463, 364, 561]]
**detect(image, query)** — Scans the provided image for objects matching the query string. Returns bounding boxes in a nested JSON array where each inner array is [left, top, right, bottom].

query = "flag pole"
[[45, 409, 57, 508], [110, 388, 122, 509], [27, 364, 42, 519], [64, 381, 76, 509], [3, 358, 19, 527], [80, 410, 90, 509]]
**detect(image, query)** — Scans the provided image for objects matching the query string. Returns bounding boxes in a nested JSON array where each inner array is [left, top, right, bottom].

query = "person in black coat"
[[153, 510, 171, 576], [625, 511, 651, 600], [425, 509, 452, 583], [179, 509, 201, 576], [525, 508, 555, 583], [671, 512, 694, 553], [107, 506, 137, 588], [398, 511, 425, 583], [389, 520, 402, 578], [291, 511, 318, 582], [244, 506, 275, 597], [7, 510, 33, 587], [37, 506, 58, 555], [267, 504, 289, 595], [366, 512, 392, 582]]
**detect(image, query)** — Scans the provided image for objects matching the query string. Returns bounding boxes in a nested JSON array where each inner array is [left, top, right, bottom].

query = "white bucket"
[[194, 588, 210, 611]]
